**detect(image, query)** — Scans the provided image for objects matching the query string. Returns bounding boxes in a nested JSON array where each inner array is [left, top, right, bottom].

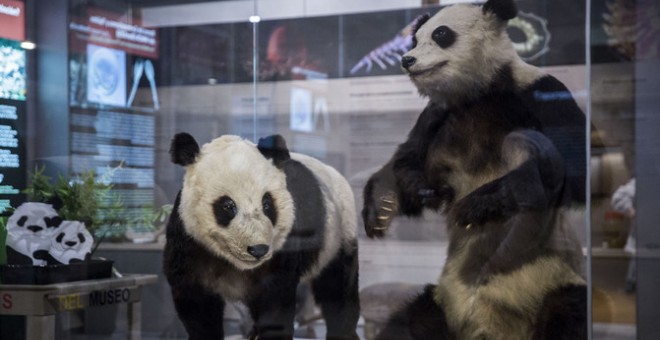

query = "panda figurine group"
[[164, 133, 360, 340], [6, 202, 94, 266], [164, 0, 587, 339]]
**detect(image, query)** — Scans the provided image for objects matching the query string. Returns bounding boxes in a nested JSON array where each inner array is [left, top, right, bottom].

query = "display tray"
[[0, 259, 114, 285]]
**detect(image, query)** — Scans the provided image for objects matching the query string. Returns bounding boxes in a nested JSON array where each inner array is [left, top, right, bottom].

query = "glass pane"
[[2, 0, 657, 339]]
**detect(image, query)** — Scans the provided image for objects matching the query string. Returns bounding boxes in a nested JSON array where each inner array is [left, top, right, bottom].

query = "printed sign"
[[0, 0, 24, 42]]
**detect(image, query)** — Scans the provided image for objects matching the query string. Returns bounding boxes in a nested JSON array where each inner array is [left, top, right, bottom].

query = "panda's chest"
[[201, 266, 252, 301], [424, 109, 506, 192]]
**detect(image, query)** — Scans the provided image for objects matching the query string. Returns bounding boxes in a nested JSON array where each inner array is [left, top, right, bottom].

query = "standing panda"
[[362, 0, 587, 339], [164, 133, 360, 340]]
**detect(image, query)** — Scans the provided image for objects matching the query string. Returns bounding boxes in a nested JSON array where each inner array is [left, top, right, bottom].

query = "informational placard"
[[69, 7, 158, 59], [70, 107, 155, 224], [0, 99, 25, 214]]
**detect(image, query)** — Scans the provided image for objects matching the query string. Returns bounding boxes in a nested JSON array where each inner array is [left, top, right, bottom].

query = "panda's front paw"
[[363, 191, 399, 238], [362, 178, 400, 238]]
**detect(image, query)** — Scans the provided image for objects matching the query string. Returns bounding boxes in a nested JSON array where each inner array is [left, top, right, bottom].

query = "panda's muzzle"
[[247, 244, 270, 259]]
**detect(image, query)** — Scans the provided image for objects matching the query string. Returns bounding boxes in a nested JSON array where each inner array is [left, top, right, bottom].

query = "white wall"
[[141, 0, 423, 27]]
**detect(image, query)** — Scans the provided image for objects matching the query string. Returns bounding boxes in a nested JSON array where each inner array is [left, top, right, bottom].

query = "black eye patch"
[[262, 192, 277, 225], [45, 216, 63, 228], [17, 216, 28, 227], [213, 195, 237, 227], [432, 25, 456, 48], [56, 232, 65, 243], [78, 233, 86, 243]]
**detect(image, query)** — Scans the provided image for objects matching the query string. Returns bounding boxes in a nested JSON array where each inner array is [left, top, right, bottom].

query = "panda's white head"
[[170, 133, 295, 271], [7, 202, 63, 238], [402, 0, 520, 104], [50, 220, 93, 263]]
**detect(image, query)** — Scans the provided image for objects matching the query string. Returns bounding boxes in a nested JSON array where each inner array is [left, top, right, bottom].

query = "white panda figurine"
[[6, 202, 63, 266], [164, 133, 360, 340], [363, 0, 587, 339], [47, 220, 93, 264]]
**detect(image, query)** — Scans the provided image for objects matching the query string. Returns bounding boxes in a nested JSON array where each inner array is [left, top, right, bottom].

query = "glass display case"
[[1, 0, 658, 339]]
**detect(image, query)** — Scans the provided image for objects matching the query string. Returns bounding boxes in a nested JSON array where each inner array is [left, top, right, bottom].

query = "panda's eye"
[[262, 192, 277, 225], [213, 196, 237, 226], [432, 25, 456, 48]]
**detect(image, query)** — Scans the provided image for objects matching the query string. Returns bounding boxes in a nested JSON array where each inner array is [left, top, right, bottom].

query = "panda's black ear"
[[412, 13, 430, 37], [170, 132, 200, 166], [257, 135, 291, 167], [483, 0, 517, 21]]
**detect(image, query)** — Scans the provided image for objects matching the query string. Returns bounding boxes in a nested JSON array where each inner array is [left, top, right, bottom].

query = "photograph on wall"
[[342, 8, 431, 78], [0, 38, 26, 101], [234, 16, 340, 82], [86, 44, 127, 107], [515, 0, 586, 66]]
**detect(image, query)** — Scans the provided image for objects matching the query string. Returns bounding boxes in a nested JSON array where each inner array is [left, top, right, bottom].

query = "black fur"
[[170, 132, 200, 166], [533, 284, 588, 340], [258, 134, 291, 167], [521, 75, 588, 203], [375, 285, 449, 340], [164, 136, 359, 340], [411, 13, 430, 49], [482, 0, 518, 22]]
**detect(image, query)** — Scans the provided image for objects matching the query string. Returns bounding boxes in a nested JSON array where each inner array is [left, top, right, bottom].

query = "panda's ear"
[[482, 0, 517, 22], [257, 135, 291, 167], [412, 13, 430, 37], [170, 132, 200, 166]]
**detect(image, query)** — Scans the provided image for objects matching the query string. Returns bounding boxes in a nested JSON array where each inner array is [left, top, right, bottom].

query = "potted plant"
[[22, 164, 127, 240]]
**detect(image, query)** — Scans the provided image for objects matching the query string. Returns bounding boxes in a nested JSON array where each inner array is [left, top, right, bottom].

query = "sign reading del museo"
[[0, 0, 25, 41], [69, 7, 158, 59]]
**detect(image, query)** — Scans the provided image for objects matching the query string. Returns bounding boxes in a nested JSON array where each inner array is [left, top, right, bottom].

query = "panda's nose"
[[65, 241, 77, 247], [401, 56, 416, 69], [27, 225, 43, 233], [247, 244, 269, 259]]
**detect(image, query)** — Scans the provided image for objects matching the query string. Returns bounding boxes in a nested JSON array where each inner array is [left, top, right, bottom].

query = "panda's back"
[[287, 153, 357, 280]]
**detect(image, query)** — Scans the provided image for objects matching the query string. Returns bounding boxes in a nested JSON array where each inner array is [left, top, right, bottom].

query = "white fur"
[[179, 135, 296, 271], [404, 5, 542, 105], [49, 220, 93, 264], [6, 202, 60, 266]]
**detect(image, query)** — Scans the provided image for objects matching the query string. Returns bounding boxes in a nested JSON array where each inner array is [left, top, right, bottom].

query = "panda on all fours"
[[362, 0, 588, 339], [164, 133, 360, 340]]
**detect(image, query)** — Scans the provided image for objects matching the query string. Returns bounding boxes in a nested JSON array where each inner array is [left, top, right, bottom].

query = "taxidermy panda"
[[46, 220, 93, 264], [6, 202, 63, 266], [362, 0, 587, 339], [164, 133, 360, 340]]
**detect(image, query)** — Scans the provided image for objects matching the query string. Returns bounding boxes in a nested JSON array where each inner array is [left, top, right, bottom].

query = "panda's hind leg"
[[533, 284, 587, 340], [311, 241, 360, 340], [375, 284, 449, 340]]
